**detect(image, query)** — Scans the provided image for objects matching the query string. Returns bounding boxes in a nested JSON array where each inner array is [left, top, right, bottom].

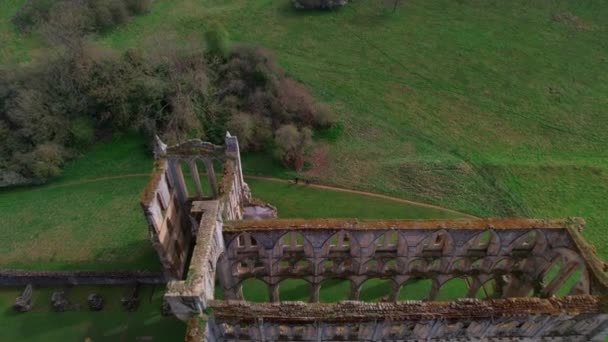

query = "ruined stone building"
[[141, 134, 608, 341]]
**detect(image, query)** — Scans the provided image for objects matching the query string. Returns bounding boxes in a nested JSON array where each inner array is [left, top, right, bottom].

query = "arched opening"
[[328, 232, 350, 250], [279, 278, 310, 302], [374, 231, 398, 249], [555, 265, 583, 297], [295, 259, 312, 273], [359, 278, 392, 302], [397, 278, 432, 301], [319, 279, 351, 303], [365, 259, 380, 273], [241, 278, 269, 302], [475, 278, 500, 299], [236, 233, 258, 249], [281, 232, 305, 249], [384, 260, 397, 272], [436, 277, 469, 301], [321, 259, 334, 273]]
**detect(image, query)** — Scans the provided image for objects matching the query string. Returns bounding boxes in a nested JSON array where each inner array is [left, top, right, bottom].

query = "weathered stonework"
[[139, 134, 608, 341]]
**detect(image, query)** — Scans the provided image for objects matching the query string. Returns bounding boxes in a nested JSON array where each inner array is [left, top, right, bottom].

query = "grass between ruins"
[[0, 285, 186, 341]]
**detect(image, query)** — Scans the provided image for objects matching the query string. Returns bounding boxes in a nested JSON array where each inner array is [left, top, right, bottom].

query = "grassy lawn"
[[0, 285, 186, 341]]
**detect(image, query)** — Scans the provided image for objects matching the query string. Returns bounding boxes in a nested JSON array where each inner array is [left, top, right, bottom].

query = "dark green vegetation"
[[0, 135, 459, 270], [1, 0, 337, 186], [0, 285, 186, 341]]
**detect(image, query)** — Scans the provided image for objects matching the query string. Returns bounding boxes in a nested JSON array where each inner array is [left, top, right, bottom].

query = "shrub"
[[14, 143, 67, 179], [204, 22, 231, 58], [13, 0, 150, 34], [226, 112, 255, 150], [12, 0, 55, 32], [313, 104, 337, 128], [274, 125, 312, 171]]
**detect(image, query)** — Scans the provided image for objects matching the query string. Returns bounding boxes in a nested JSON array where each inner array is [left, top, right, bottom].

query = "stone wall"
[[0, 270, 164, 286], [137, 135, 608, 341], [141, 133, 250, 280], [208, 298, 608, 341], [219, 218, 593, 302]]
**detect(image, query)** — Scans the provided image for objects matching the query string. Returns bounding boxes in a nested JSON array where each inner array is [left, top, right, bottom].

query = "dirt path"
[[246, 176, 478, 219], [39, 173, 477, 218]]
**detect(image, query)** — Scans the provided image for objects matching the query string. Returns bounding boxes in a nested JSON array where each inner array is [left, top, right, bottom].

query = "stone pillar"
[[217, 255, 240, 300], [187, 159, 204, 198], [225, 132, 245, 188], [311, 283, 320, 302], [270, 283, 279, 302], [204, 159, 218, 199], [167, 158, 188, 204]]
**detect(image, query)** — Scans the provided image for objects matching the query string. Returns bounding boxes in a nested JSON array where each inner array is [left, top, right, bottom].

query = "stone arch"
[[278, 278, 311, 302], [240, 278, 270, 302], [364, 259, 381, 273], [278, 231, 307, 250], [507, 229, 547, 255], [374, 231, 399, 250], [319, 278, 351, 303], [397, 278, 432, 301], [463, 230, 500, 255], [359, 278, 394, 302], [230, 233, 260, 250]]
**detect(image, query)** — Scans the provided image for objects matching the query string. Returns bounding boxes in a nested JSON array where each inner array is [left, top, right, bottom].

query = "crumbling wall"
[[140, 159, 192, 279], [141, 133, 251, 280], [164, 200, 226, 321]]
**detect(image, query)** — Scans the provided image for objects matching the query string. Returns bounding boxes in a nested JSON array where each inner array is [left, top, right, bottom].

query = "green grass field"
[[0, 285, 186, 341]]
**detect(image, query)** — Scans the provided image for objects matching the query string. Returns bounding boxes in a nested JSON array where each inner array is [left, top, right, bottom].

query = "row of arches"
[[232, 255, 541, 277], [230, 229, 545, 256], [229, 277, 503, 303], [218, 268, 584, 304]]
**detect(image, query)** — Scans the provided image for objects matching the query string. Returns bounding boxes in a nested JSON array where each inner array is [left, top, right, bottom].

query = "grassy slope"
[[0, 285, 186, 341], [94, 0, 608, 258]]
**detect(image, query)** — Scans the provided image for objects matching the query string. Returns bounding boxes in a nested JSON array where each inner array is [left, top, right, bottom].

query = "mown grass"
[[0, 285, 186, 341]]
